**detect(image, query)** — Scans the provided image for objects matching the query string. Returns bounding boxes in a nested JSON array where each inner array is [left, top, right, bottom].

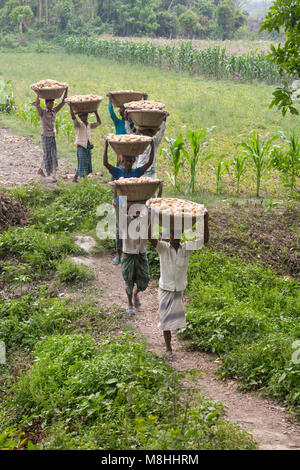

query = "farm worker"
[[103, 137, 162, 267], [119, 205, 150, 315], [107, 93, 138, 259], [148, 213, 209, 360], [125, 111, 168, 179], [32, 87, 68, 182], [69, 103, 101, 183], [107, 92, 137, 166]]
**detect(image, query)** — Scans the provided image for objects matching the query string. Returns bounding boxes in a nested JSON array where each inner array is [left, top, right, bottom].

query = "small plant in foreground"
[[57, 259, 94, 284], [161, 134, 185, 192], [271, 130, 300, 197], [183, 128, 214, 194]]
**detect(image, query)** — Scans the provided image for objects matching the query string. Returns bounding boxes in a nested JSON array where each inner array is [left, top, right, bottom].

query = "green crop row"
[[63, 37, 282, 84]]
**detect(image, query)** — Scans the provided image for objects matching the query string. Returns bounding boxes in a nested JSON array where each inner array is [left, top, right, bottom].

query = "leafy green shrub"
[[57, 259, 94, 284], [0, 295, 95, 351], [8, 183, 56, 208], [146, 242, 160, 278], [0, 227, 83, 272], [179, 249, 300, 414], [6, 333, 257, 450], [219, 334, 300, 417], [32, 180, 112, 233]]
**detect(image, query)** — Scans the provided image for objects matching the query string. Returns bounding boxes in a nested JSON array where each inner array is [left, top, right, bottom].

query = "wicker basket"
[[124, 101, 165, 110], [126, 109, 166, 129], [108, 91, 147, 107], [65, 96, 104, 113], [30, 84, 68, 100], [108, 136, 152, 157], [147, 198, 206, 230], [109, 180, 162, 202]]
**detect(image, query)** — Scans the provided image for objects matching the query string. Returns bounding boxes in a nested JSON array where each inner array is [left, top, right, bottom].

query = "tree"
[[10, 5, 34, 43], [216, 0, 235, 39], [259, 0, 300, 116], [179, 9, 200, 38], [156, 11, 179, 38], [216, 0, 246, 39]]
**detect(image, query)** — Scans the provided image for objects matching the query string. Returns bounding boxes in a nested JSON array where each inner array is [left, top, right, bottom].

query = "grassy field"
[[1, 51, 299, 198]]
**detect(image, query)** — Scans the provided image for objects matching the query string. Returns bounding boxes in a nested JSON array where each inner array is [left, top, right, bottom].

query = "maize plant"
[[183, 128, 214, 194], [229, 152, 248, 195], [161, 134, 185, 192], [64, 37, 281, 84], [270, 131, 300, 197], [240, 131, 279, 197]]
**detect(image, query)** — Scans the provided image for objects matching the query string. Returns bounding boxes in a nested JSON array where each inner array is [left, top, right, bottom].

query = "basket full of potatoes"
[[147, 197, 207, 229], [30, 79, 68, 100], [65, 94, 104, 113]]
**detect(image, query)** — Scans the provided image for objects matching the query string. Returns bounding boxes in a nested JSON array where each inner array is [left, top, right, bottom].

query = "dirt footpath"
[[0, 123, 73, 187]]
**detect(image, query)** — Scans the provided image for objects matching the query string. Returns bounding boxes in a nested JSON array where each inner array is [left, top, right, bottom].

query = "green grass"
[[1, 332, 257, 450], [179, 249, 300, 417], [56, 259, 94, 284], [1, 51, 299, 197]]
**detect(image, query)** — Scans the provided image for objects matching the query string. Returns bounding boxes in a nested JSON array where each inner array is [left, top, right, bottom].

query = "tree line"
[[0, 0, 249, 41]]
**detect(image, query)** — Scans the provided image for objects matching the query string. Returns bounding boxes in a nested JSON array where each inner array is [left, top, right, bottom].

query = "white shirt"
[[120, 212, 148, 254], [156, 238, 204, 292], [125, 120, 166, 172], [73, 118, 100, 148]]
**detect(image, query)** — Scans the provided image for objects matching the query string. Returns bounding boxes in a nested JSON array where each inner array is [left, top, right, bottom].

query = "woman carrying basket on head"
[[148, 213, 209, 361]]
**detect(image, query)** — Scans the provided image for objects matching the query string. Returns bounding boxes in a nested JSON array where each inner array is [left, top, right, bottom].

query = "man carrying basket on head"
[[103, 135, 163, 267], [32, 87, 68, 182], [69, 103, 101, 183], [148, 213, 209, 360]]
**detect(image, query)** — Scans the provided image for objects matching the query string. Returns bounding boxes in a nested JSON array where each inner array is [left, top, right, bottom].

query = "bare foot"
[[37, 168, 46, 177]]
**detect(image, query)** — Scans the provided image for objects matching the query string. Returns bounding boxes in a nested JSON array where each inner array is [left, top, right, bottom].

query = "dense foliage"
[[0, 0, 249, 41], [259, 0, 300, 115], [179, 249, 300, 417]]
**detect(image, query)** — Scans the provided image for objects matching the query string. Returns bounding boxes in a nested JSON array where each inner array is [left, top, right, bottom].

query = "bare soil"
[[0, 123, 73, 188], [0, 192, 27, 231], [209, 206, 299, 280]]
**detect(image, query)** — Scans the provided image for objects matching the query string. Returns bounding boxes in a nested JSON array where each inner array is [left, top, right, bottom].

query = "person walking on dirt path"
[[148, 213, 209, 360], [107, 92, 137, 167], [69, 104, 101, 183], [32, 88, 68, 182], [119, 206, 150, 315], [124, 110, 168, 180], [103, 137, 161, 267]]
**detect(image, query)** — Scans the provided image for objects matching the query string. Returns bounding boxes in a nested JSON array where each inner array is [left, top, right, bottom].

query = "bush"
[[32, 179, 112, 234], [0, 294, 96, 352], [179, 249, 300, 414], [0, 226, 83, 273], [57, 259, 94, 284], [5, 333, 257, 450]]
